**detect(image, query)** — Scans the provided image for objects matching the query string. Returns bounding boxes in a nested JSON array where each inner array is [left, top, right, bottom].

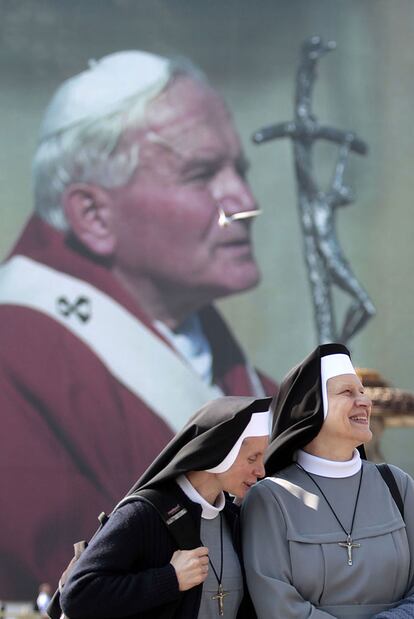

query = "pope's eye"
[[182, 163, 220, 183], [188, 170, 214, 181], [236, 160, 250, 179]]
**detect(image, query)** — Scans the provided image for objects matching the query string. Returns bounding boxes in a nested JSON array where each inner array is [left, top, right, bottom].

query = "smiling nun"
[[242, 343, 414, 619]]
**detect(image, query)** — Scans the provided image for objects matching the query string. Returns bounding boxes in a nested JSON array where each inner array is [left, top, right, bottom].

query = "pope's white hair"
[[32, 58, 206, 231]]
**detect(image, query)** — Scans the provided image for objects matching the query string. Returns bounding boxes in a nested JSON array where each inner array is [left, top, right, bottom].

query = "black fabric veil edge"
[[264, 343, 367, 476], [128, 396, 272, 493]]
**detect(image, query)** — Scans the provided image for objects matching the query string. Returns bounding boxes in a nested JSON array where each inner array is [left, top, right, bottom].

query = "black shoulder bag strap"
[[47, 482, 201, 619], [376, 463, 405, 520], [91, 481, 201, 548], [136, 484, 201, 549]]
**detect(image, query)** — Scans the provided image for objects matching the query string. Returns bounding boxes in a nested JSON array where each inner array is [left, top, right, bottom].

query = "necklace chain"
[[200, 512, 229, 615], [205, 512, 224, 585], [296, 463, 364, 538]]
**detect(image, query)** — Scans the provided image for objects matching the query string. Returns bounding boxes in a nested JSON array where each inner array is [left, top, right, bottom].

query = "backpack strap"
[[47, 482, 201, 619], [128, 483, 201, 549], [376, 463, 405, 520], [89, 482, 201, 550]]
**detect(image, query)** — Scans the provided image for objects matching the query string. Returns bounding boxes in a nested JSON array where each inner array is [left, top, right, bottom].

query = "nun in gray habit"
[[242, 344, 414, 619], [60, 396, 270, 619]]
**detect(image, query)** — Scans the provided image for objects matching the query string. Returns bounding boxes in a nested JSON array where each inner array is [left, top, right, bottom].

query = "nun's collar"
[[176, 474, 225, 519], [296, 448, 361, 478]]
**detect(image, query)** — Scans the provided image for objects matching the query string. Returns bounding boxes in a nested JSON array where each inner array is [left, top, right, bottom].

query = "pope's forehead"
[[145, 75, 234, 136]]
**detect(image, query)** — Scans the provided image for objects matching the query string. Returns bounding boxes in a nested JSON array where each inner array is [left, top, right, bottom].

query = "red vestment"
[[0, 216, 276, 598]]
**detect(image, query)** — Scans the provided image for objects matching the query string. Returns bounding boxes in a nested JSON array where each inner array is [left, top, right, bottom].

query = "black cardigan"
[[60, 485, 255, 619]]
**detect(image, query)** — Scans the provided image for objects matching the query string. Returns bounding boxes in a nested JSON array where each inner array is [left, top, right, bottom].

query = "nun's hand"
[[170, 546, 209, 591]]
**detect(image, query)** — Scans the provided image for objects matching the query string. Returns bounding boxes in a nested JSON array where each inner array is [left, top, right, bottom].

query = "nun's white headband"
[[206, 411, 270, 474], [321, 353, 356, 419]]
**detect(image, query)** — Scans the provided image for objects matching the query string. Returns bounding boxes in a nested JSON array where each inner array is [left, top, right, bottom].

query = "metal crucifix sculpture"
[[253, 35, 376, 345]]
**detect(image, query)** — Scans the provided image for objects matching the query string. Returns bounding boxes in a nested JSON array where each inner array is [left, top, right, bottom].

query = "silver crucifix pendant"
[[338, 535, 360, 566], [212, 584, 229, 616]]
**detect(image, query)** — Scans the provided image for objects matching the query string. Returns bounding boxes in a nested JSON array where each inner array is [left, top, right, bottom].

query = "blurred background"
[[0, 0, 413, 467]]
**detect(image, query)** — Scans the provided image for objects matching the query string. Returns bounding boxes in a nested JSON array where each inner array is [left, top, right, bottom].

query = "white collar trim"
[[176, 474, 225, 519], [296, 448, 361, 478]]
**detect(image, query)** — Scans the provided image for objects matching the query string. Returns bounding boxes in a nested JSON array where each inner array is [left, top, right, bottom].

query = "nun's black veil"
[[265, 343, 366, 476], [128, 395, 272, 493]]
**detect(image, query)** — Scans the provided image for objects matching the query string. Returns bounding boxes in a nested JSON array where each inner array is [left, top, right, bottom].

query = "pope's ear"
[[63, 184, 116, 256]]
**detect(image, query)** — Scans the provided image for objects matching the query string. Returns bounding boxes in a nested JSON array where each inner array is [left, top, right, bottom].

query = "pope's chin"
[[215, 260, 261, 297]]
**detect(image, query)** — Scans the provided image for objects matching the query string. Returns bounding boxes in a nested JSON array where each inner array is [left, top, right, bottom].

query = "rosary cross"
[[338, 535, 360, 566], [212, 584, 229, 616]]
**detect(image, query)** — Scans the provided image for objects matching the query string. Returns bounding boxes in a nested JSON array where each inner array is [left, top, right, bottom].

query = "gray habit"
[[199, 515, 243, 618], [242, 461, 414, 619]]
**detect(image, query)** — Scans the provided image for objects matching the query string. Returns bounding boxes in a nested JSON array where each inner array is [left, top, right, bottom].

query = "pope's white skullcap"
[[39, 51, 170, 142]]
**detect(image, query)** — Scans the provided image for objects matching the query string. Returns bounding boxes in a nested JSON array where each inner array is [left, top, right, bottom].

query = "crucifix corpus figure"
[[339, 535, 361, 566], [212, 584, 230, 616], [253, 35, 376, 345]]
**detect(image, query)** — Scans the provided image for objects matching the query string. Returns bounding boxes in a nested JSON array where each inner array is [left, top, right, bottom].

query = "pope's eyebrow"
[[145, 131, 250, 180], [180, 152, 250, 177], [180, 156, 224, 174]]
